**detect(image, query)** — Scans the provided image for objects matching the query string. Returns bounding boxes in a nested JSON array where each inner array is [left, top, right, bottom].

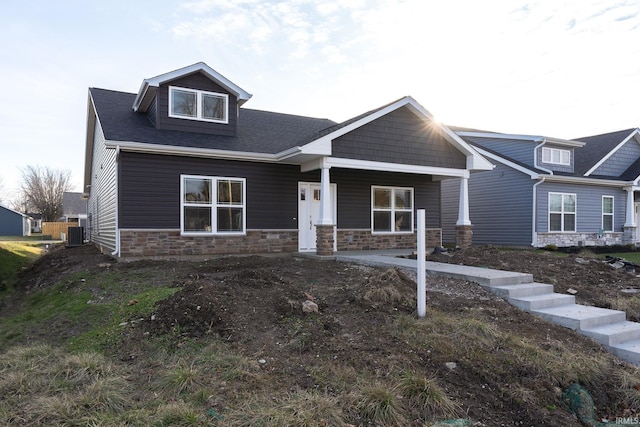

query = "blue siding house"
[[442, 128, 640, 248], [0, 206, 32, 237]]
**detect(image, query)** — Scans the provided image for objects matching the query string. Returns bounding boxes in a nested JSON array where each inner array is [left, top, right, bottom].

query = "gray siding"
[[441, 163, 534, 246], [332, 107, 466, 168], [155, 72, 238, 136], [592, 139, 640, 177], [465, 137, 536, 168], [118, 152, 441, 232], [535, 182, 626, 233], [0, 207, 26, 236], [88, 122, 118, 252]]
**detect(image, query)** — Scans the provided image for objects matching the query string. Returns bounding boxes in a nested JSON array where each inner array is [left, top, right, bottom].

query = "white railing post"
[[417, 209, 426, 318]]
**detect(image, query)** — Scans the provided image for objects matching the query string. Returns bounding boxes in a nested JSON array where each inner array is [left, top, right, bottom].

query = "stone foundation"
[[536, 232, 623, 248], [336, 228, 442, 251], [119, 229, 298, 259], [455, 225, 473, 249], [315, 224, 335, 256]]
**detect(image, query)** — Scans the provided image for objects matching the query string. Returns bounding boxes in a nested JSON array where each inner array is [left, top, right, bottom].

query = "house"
[[0, 206, 32, 237], [83, 62, 493, 259], [440, 127, 640, 248], [62, 191, 88, 229]]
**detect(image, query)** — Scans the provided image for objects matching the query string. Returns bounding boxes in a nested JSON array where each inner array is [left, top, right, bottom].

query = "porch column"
[[316, 164, 335, 256], [455, 176, 473, 248], [623, 187, 637, 245]]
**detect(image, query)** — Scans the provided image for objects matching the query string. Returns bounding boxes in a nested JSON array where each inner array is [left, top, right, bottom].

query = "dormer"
[[132, 62, 252, 137]]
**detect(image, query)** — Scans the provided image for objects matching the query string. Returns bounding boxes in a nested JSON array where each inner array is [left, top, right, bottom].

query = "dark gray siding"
[[332, 107, 466, 168], [442, 164, 534, 246], [465, 137, 536, 168], [0, 207, 24, 236], [592, 139, 640, 177], [119, 152, 441, 231], [155, 72, 238, 136], [535, 182, 626, 233]]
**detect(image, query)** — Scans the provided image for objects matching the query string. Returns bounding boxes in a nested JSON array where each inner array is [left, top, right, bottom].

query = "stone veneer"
[[119, 229, 298, 258], [455, 225, 473, 249], [536, 232, 623, 248], [336, 229, 442, 252], [316, 225, 335, 256]]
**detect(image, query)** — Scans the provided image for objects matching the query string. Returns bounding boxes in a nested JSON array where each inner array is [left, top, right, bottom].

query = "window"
[[169, 86, 228, 123], [372, 186, 414, 233], [602, 196, 614, 232], [181, 175, 245, 235], [542, 147, 570, 165], [549, 193, 576, 232]]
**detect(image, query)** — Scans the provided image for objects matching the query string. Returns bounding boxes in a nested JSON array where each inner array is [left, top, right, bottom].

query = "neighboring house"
[[441, 128, 640, 248], [62, 191, 88, 229], [27, 213, 42, 233], [83, 62, 492, 258], [0, 206, 32, 237]]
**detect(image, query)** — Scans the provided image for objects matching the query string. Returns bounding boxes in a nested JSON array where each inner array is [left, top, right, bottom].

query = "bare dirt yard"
[[8, 244, 640, 426]]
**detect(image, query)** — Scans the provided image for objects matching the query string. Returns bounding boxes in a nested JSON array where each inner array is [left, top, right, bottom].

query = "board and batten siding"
[[155, 72, 238, 136], [332, 107, 466, 168], [441, 164, 533, 246], [591, 139, 640, 177], [535, 182, 626, 233], [88, 122, 118, 253]]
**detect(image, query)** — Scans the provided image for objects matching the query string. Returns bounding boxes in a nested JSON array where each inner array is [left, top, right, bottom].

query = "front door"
[[636, 203, 640, 242], [298, 182, 336, 252]]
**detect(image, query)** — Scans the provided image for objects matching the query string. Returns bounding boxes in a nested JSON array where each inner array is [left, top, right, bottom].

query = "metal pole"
[[417, 209, 426, 318]]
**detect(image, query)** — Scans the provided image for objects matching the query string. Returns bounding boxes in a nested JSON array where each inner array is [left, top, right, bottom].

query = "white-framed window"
[[169, 86, 228, 123], [549, 192, 576, 232], [541, 147, 570, 165], [181, 175, 245, 235], [602, 196, 614, 232], [371, 186, 414, 233]]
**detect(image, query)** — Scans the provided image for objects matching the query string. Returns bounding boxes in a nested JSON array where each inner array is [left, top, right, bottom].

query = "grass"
[[0, 241, 43, 288]]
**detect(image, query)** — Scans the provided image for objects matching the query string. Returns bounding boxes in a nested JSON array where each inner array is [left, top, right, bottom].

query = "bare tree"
[[20, 166, 72, 221]]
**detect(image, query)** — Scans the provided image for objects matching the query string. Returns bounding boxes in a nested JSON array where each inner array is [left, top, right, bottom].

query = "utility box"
[[67, 226, 84, 247]]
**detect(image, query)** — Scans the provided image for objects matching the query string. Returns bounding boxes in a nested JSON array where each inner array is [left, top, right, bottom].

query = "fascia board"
[[584, 130, 638, 176], [301, 157, 470, 178], [456, 131, 585, 148], [544, 174, 632, 187], [84, 91, 98, 190], [472, 146, 539, 179]]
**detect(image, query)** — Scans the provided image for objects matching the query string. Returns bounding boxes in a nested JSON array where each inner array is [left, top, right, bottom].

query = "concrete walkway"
[[336, 250, 640, 366]]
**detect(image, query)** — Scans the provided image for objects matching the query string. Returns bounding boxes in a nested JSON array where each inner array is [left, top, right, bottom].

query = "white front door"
[[298, 182, 336, 252], [635, 203, 640, 241]]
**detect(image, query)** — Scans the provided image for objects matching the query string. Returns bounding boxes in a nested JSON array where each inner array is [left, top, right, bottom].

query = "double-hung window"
[[542, 147, 570, 165], [181, 175, 245, 235], [372, 186, 414, 233], [549, 192, 576, 232], [602, 196, 614, 232], [169, 86, 228, 123]]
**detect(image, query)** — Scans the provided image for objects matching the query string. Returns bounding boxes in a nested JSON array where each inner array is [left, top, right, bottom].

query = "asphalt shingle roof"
[[90, 88, 337, 154], [573, 128, 637, 176]]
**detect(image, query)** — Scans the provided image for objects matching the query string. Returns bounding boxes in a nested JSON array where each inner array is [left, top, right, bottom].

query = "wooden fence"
[[42, 222, 78, 240]]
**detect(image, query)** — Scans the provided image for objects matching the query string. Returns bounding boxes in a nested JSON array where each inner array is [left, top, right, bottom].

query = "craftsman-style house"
[[83, 62, 492, 258]]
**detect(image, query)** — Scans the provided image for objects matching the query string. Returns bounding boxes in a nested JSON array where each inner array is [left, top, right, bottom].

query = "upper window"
[[169, 86, 228, 123], [372, 186, 414, 233], [549, 193, 576, 232], [181, 175, 245, 235], [602, 196, 614, 232], [542, 147, 570, 165]]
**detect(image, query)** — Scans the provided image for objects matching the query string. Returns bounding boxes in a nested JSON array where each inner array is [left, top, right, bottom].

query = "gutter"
[[111, 146, 121, 257], [531, 139, 552, 248]]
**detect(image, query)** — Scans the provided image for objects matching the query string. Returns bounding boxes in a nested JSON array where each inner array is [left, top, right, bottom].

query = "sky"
[[1, 0, 639, 205]]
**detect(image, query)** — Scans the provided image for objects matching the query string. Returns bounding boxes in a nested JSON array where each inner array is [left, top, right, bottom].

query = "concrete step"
[[508, 293, 576, 311], [423, 261, 534, 286], [581, 321, 640, 346], [486, 282, 555, 298], [609, 339, 640, 366], [532, 304, 626, 331]]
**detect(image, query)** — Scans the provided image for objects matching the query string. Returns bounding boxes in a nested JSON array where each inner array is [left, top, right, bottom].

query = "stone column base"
[[316, 224, 335, 256], [623, 226, 637, 246], [455, 224, 473, 249]]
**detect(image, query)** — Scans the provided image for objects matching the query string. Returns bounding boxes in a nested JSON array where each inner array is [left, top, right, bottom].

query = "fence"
[[42, 222, 78, 240]]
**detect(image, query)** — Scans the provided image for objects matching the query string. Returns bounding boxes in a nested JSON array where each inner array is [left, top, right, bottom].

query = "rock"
[[621, 289, 640, 294], [567, 288, 578, 295], [258, 358, 267, 365], [575, 257, 590, 264], [445, 362, 457, 370], [302, 300, 319, 313]]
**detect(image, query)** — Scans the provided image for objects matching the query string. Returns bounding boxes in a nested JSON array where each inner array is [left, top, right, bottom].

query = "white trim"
[[303, 157, 471, 178], [168, 86, 229, 124], [584, 129, 640, 176], [472, 146, 540, 178], [371, 185, 414, 234], [602, 195, 614, 232], [541, 146, 570, 166], [456, 131, 585, 147], [548, 192, 577, 233]]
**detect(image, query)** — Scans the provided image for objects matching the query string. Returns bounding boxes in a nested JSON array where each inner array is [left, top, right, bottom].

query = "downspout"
[[531, 139, 553, 247], [111, 146, 121, 257]]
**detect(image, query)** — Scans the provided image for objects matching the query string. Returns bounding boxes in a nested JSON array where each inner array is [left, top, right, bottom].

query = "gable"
[[331, 106, 466, 169], [589, 137, 640, 177]]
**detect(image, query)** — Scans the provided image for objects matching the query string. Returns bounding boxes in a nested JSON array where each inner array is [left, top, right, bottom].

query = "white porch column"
[[625, 187, 636, 227], [318, 165, 333, 225], [456, 176, 471, 226]]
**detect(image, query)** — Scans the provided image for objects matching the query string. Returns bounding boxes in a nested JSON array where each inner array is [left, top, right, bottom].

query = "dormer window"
[[169, 86, 228, 123], [542, 147, 570, 165]]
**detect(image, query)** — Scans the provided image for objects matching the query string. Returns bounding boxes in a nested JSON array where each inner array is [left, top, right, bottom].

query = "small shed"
[[0, 205, 32, 237]]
